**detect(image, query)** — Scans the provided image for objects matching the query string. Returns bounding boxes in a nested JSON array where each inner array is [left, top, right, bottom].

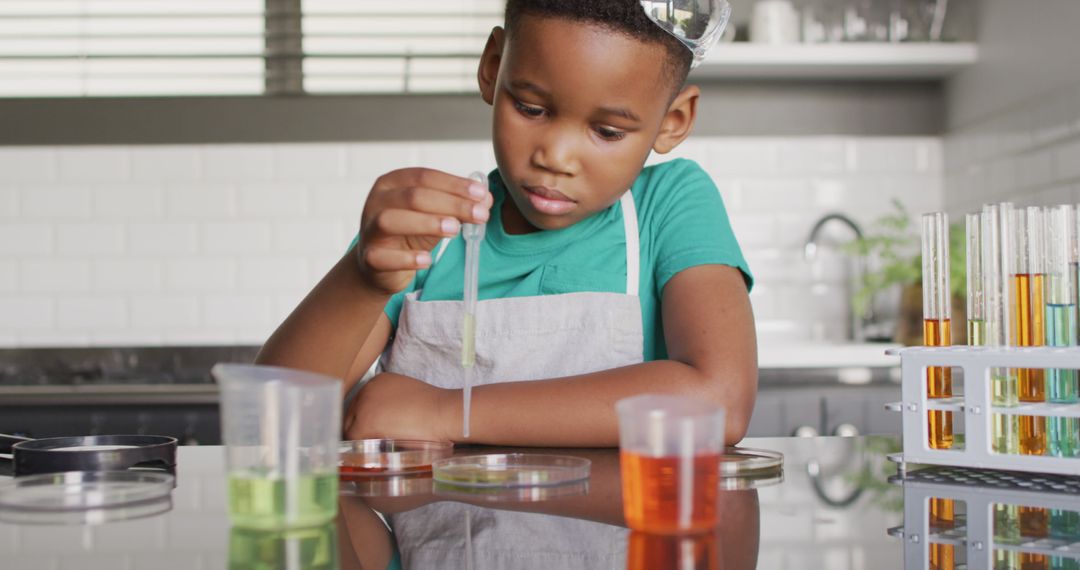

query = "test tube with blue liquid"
[[1043, 205, 1079, 458], [460, 171, 487, 439]]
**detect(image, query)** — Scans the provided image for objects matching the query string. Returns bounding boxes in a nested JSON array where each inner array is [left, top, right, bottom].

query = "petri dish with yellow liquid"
[[432, 453, 591, 488]]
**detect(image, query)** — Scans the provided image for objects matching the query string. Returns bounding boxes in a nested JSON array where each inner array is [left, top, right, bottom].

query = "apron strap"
[[619, 191, 640, 297]]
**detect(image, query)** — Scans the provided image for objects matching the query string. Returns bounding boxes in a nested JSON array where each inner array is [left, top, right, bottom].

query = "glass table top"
[[0, 435, 1075, 569]]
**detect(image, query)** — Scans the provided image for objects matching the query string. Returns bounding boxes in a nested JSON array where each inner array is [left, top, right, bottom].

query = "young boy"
[[257, 0, 757, 447]]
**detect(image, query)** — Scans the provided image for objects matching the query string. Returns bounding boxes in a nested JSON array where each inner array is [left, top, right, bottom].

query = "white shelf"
[[693, 42, 978, 80]]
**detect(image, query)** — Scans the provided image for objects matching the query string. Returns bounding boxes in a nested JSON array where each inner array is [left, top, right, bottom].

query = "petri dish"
[[339, 473, 433, 498], [433, 479, 588, 503], [339, 439, 452, 477], [718, 447, 783, 476], [0, 497, 173, 525], [719, 470, 784, 490], [0, 470, 175, 511], [432, 453, 591, 488]]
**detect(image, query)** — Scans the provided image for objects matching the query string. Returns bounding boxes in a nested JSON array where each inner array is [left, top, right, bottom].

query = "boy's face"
[[479, 15, 697, 233]]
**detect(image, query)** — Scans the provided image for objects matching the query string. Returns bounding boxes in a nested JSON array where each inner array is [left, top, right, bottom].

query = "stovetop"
[[0, 346, 260, 387]]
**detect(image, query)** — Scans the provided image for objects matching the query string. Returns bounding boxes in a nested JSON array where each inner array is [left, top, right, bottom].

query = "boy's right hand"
[[356, 168, 492, 294]]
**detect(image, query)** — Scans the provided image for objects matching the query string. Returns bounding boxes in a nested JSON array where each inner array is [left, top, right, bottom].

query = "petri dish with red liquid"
[[338, 439, 452, 477]]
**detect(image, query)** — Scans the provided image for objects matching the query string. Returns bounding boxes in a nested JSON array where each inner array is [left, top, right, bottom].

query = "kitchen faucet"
[[804, 213, 870, 342]]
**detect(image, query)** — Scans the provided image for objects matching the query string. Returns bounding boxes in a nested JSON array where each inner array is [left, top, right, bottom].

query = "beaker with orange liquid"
[[616, 394, 724, 535]]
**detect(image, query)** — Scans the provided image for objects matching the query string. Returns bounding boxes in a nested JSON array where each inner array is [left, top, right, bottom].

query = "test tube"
[[1044, 205, 1079, 458], [967, 213, 986, 346], [922, 212, 953, 450], [1013, 206, 1047, 456], [984, 205, 1021, 566], [983, 203, 1018, 454]]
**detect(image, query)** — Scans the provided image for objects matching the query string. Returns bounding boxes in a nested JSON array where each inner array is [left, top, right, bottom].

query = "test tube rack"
[[886, 346, 1080, 476], [888, 465, 1080, 569]]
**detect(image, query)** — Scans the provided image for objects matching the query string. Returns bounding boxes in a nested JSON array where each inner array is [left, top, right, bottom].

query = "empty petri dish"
[[0, 471, 175, 512], [718, 447, 783, 476], [432, 453, 591, 488], [0, 497, 173, 525], [339, 439, 452, 477]]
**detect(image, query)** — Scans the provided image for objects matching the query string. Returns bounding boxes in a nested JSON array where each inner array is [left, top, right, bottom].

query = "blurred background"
[[0, 0, 1078, 442]]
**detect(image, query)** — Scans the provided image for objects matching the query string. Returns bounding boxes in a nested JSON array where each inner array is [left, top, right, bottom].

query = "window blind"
[[0, 0, 502, 97]]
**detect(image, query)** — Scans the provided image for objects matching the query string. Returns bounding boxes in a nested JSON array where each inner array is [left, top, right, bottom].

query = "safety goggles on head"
[[639, 0, 732, 69]]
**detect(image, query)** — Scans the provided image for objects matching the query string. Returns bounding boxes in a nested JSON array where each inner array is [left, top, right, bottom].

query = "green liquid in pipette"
[[461, 313, 476, 367], [228, 472, 338, 530], [1045, 303, 1080, 457]]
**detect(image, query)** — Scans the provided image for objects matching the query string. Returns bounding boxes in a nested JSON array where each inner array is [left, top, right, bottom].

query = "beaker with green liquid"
[[229, 521, 339, 570], [214, 363, 342, 530]]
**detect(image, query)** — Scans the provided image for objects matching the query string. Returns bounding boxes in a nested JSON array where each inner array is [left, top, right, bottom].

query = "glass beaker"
[[214, 363, 342, 530], [616, 394, 725, 534]]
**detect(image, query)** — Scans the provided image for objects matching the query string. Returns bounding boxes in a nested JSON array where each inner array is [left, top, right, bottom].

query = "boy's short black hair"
[[504, 0, 692, 89]]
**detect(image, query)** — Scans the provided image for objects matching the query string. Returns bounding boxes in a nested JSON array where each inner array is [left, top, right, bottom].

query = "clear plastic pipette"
[[461, 171, 486, 438]]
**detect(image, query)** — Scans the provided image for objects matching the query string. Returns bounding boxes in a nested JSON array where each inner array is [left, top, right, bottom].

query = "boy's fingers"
[[371, 209, 460, 238], [384, 186, 490, 224], [362, 246, 433, 271], [404, 168, 489, 201]]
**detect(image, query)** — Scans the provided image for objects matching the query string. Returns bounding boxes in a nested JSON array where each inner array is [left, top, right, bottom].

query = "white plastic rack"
[[887, 346, 1080, 476], [890, 465, 1080, 569]]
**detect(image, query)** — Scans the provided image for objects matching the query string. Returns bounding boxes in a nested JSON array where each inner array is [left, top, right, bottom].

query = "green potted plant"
[[844, 199, 967, 345]]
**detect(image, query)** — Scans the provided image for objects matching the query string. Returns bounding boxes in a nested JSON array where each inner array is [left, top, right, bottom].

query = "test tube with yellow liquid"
[[1044, 205, 1079, 458], [983, 203, 1019, 455], [922, 212, 953, 450], [977, 208, 1020, 568], [1013, 206, 1048, 456]]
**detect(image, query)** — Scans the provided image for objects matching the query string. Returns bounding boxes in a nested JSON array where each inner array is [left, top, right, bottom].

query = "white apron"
[[382, 192, 645, 569]]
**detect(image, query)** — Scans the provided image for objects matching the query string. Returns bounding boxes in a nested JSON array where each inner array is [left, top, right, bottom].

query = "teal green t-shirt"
[[381, 158, 752, 362]]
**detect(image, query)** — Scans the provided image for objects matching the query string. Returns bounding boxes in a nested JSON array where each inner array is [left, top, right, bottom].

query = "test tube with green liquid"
[[1013, 206, 1048, 456], [1043, 205, 1079, 458], [983, 203, 1018, 455]]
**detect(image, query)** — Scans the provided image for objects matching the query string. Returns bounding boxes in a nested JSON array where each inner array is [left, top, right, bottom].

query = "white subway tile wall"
[[0, 137, 942, 347], [945, 83, 1080, 215]]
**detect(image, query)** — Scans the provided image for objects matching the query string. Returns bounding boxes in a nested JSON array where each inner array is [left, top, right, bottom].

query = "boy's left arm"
[[346, 263, 757, 446]]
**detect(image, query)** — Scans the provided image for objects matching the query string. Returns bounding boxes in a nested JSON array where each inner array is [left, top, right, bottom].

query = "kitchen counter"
[[758, 341, 902, 369]]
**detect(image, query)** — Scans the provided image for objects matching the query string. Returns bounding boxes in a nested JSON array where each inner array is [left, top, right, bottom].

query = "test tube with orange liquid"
[[924, 213, 956, 570], [1013, 206, 1048, 456], [922, 212, 953, 450]]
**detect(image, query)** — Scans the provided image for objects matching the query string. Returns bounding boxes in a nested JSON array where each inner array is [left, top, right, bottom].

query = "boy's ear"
[[477, 27, 506, 105], [653, 85, 700, 154]]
